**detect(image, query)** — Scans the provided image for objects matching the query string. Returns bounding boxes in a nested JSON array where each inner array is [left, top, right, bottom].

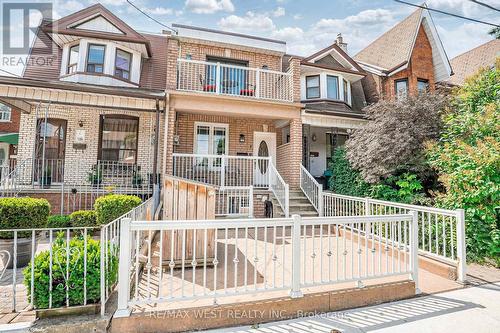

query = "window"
[[306, 75, 320, 99], [343, 79, 349, 103], [86, 44, 105, 73], [67, 45, 79, 74], [395, 79, 409, 98], [0, 103, 11, 122], [417, 79, 429, 94], [99, 116, 138, 164], [115, 49, 132, 80], [194, 123, 228, 167], [327, 75, 339, 100]]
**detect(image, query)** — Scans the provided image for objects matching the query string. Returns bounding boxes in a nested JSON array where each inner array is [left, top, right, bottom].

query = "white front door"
[[0, 143, 9, 181], [253, 132, 276, 187]]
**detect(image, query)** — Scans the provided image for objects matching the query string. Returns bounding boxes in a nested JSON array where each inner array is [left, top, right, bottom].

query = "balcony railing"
[[177, 59, 294, 102]]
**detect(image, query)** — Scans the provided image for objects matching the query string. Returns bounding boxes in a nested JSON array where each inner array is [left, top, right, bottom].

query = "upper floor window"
[[343, 79, 349, 103], [417, 79, 429, 94], [67, 45, 79, 74], [115, 49, 132, 80], [0, 103, 11, 122], [327, 75, 339, 100], [306, 75, 320, 99], [87, 44, 105, 73], [395, 78, 408, 99]]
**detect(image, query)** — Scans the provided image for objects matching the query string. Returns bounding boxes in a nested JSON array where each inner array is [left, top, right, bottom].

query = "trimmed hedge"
[[69, 210, 97, 228], [94, 195, 141, 225], [0, 197, 50, 238], [23, 235, 118, 309], [47, 215, 71, 229]]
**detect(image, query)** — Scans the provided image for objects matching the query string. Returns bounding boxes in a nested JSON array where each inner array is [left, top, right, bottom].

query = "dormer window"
[[115, 49, 131, 80], [343, 79, 349, 103], [87, 44, 105, 73], [67, 45, 79, 74]]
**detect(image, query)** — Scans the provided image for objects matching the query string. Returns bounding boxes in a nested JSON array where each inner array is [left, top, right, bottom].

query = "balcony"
[[176, 59, 294, 103]]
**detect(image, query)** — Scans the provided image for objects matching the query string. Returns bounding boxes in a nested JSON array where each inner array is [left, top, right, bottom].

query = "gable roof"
[[301, 43, 366, 77], [354, 7, 452, 82], [448, 39, 500, 86], [42, 4, 151, 56]]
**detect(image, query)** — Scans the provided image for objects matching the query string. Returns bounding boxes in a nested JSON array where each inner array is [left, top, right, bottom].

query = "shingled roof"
[[448, 39, 500, 86]]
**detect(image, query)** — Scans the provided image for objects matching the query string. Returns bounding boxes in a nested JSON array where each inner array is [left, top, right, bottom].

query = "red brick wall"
[[0, 107, 21, 133], [382, 25, 435, 99]]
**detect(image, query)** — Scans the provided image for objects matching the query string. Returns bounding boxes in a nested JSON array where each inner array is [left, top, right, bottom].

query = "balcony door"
[[206, 57, 249, 95]]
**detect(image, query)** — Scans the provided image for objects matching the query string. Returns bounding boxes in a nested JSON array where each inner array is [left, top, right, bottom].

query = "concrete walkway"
[[206, 281, 500, 332]]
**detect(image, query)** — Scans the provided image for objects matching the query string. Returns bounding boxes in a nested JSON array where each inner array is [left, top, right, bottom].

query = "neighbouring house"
[[354, 7, 453, 102], [293, 34, 367, 184], [447, 39, 500, 86], [0, 4, 167, 213], [0, 102, 20, 178]]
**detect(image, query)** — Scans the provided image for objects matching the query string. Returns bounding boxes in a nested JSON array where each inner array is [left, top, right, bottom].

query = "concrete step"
[[279, 210, 319, 217]]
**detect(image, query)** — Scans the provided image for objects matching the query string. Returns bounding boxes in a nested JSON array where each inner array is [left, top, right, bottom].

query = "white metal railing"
[[0, 197, 154, 317], [269, 162, 289, 218], [215, 186, 253, 218], [300, 165, 323, 215], [114, 213, 419, 315], [322, 192, 466, 282], [177, 59, 294, 102], [172, 153, 271, 188]]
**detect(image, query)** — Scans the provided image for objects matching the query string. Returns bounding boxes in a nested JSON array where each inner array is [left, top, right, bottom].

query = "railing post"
[[255, 69, 260, 99], [290, 214, 303, 298], [115, 218, 132, 317], [215, 62, 221, 94], [220, 155, 226, 188], [318, 185, 324, 217], [100, 228, 106, 316], [409, 210, 421, 294], [456, 209, 467, 283], [284, 183, 290, 218], [249, 186, 254, 218]]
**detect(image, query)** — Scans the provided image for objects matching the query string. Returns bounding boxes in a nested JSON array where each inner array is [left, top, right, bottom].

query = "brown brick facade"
[[0, 107, 21, 134]]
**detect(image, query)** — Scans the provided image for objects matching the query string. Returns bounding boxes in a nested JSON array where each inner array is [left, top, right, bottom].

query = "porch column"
[[288, 118, 302, 189]]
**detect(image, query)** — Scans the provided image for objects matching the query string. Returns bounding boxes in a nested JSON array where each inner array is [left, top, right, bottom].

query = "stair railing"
[[299, 165, 323, 216], [269, 161, 289, 217]]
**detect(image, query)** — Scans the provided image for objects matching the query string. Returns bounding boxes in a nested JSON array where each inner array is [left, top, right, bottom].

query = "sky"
[[1, 0, 499, 76]]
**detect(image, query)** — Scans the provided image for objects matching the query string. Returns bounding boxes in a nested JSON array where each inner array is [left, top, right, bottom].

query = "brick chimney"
[[335, 33, 348, 53]]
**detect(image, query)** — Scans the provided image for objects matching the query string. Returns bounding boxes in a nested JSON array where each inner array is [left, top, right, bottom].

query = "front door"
[[253, 132, 276, 187], [0, 143, 9, 181]]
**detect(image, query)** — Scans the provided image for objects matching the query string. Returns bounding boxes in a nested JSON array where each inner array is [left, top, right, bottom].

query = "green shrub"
[[94, 195, 141, 225], [23, 235, 118, 309], [328, 147, 371, 197], [69, 210, 97, 228], [0, 197, 50, 238], [47, 215, 71, 229]]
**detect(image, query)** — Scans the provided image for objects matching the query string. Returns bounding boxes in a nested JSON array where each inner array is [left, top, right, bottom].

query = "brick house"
[[0, 4, 167, 212], [354, 7, 453, 103], [0, 102, 20, 175]]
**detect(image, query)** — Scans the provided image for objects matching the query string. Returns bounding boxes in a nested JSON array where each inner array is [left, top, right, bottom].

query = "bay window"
[[67, 45, 79, 74], [115, 49, 132, 80], [87, 44, 105, 73], [99, 115, 139, 164], [306, 75, 320, 99], [343, 79, 349, 103], [327, 75, 339, 100]]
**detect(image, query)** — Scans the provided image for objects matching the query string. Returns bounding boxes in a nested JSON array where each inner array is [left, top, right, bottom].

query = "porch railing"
[[322, 192, 466, 282], [177, 59, 294, 102], [114, 213, 419, 315], [215, 186, 253, 217], [0, 197, 154, 317], [300, 165, 323, 215]]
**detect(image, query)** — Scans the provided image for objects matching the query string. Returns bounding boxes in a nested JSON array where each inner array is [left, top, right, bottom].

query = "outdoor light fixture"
[[239, 134, 245, 143], [78, 120, 84, 127], [312, 133, 317, 142]]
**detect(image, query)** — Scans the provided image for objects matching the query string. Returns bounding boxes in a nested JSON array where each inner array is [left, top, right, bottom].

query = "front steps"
[[271, 189, 319, 217]]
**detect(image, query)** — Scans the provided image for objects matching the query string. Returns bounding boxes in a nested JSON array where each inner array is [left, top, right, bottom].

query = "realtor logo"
[[1, 2, 52, 55]]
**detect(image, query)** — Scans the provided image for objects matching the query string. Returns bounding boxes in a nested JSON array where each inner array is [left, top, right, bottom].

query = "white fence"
[[322, 192, 466, 282], [114, 213, 419, 316], [0, 198, 154, 317], [177, 59, 294, 102]]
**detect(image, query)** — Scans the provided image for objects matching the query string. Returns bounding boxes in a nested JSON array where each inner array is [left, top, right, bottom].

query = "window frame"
[[193, 122, 229, 157], [395, 78, 409, 98], [343, 79, 349, 104], [86, 43, 106, 74], [417, 78, 429, 94], [67, 44, 79, 74], [326, 75, 340, 100], [305, 75, 321, 99], [114, 48, 132, 80], [0, 103, 12, 122], [98, 115, 139, 164]]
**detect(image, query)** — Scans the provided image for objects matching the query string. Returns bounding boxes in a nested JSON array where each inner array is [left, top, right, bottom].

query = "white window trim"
[[193, 122, 229, 156]]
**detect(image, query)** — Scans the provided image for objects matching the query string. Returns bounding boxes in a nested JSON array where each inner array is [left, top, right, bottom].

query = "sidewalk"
[[206, 265, 500, 333]]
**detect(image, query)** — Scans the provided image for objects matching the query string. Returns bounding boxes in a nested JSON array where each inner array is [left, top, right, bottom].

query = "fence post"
[[255, 69, 260, 98], [215, 62, 221, 94], [290, 214, 303, 298], [100, 229, 106, 316], [249, 186, 254, 218], [456, 209, 467, 283], [115, 218, 132, 317], [409, 211, 421, 294]]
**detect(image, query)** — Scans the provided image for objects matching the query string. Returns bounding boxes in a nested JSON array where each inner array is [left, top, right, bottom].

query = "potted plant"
[[132, 171, 143, 188], [87, 168, 102, 187], [0, 198, 50, 269], [40, 166, 52, 189]]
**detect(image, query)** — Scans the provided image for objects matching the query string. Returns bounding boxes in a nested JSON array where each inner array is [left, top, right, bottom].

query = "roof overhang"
[[0, 76, 164, 112]]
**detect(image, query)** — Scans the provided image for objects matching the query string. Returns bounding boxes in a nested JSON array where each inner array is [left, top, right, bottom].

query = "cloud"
[[426, 0, 500, 16], [272, 7, 285, 17], [314, 9, 394, 30], [185, 0, 234, 14], [436, 22, 493, 58], [218, 11, 275, 32], [271, 27, 304, 42], [145, 7, 174, 16]]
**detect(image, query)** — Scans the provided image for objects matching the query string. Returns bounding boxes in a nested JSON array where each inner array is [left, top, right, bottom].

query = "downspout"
[[153, 98, 160, 185]]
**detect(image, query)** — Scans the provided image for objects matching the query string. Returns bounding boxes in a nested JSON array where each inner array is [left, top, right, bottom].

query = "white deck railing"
[[269, 162, 289, 217], [322, 192, 466, 282], [177, 59, 294, 102], [300, 165, 323, 215], [114, 213, 419, 315]]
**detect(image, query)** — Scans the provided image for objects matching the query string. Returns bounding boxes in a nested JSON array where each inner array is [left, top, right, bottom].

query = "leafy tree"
[[427, 59, 500, 265], [489, 27, 500, 39], [346, 93, 447, 183], [328, 147, 370, 196]]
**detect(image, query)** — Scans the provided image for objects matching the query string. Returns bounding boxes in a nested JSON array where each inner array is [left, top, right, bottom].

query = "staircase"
[[271, 189, 319, 217]]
